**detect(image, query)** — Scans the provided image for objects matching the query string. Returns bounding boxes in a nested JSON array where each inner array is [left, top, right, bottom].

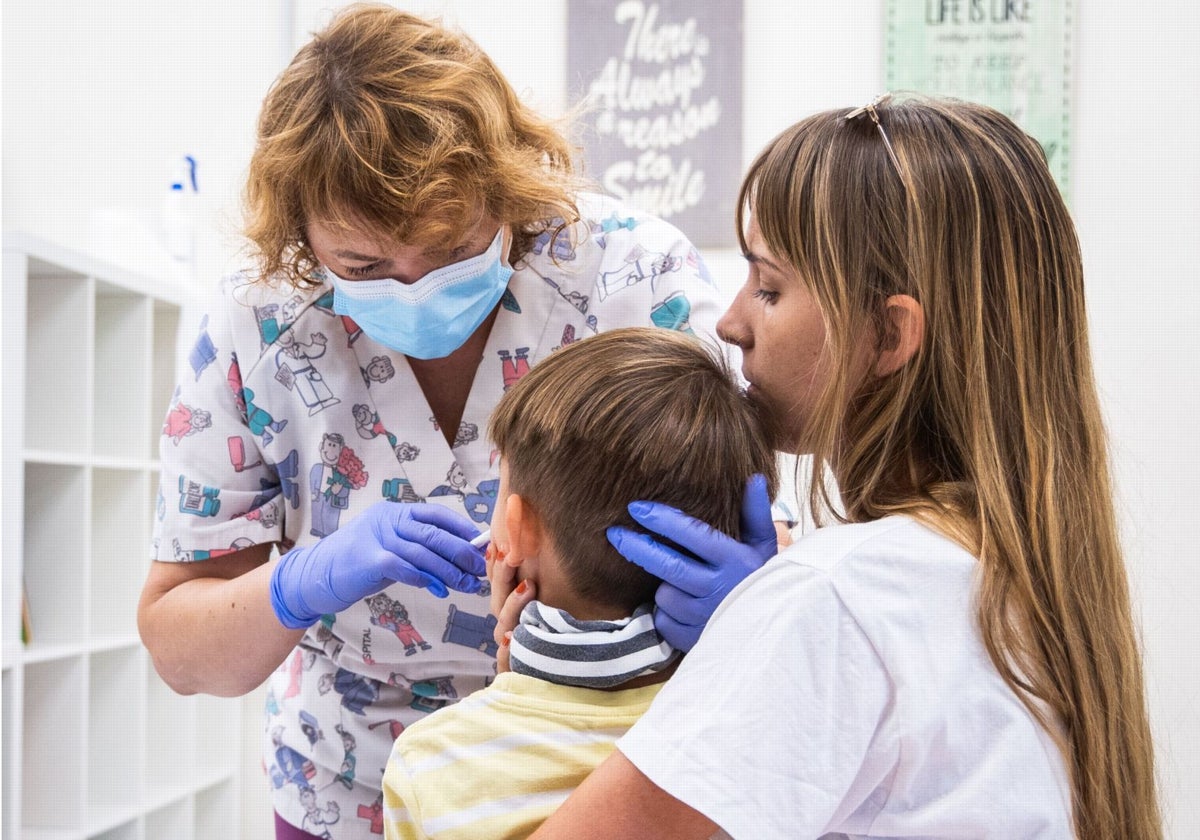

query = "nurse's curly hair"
[[243, 3, 584, 287]]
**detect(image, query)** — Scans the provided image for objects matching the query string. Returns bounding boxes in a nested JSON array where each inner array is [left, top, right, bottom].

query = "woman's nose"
[[717, 294, 748, 348]]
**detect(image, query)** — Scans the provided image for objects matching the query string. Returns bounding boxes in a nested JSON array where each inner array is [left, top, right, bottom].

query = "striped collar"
[[508, 601, 679, 689]]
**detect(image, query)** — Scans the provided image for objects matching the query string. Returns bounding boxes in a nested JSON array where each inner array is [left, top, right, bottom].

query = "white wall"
[[5, 2, 1197, 838], [1073, 4, 1200, 836]]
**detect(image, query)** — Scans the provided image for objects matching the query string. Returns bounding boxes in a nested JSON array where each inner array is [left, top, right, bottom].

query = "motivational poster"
[[886, 0, 1073, 194], [567, 0, 743, 246]]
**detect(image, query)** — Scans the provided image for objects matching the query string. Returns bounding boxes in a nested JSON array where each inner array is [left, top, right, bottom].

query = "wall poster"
[[567, 0, 743, 247], [885, 0, 1073, 194]]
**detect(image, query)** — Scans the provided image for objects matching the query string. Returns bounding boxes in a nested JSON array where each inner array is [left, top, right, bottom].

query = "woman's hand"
[[269, 500, 486, 629], [606, 473, 779, 651]]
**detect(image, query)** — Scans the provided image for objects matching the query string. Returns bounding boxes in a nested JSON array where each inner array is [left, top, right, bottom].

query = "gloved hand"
[[606, 473, 778, 651], [270, 500, 486, 629]]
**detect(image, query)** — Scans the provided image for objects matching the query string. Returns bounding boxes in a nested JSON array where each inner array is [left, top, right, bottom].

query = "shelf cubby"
[[23, 462, 89, 648], [145, 668, 194, 801], [88, 648, 144, 825], [195, 779, 237, 838], [90, 819, 139, 840], [90, 468, 150, 640], [24, 270, 92, 457], [4, 233, 242, 839], [146, 798, 192, 839], [151, 301, 182, 462], [94, 285, 151, 462], [23, 656, 87, 833]]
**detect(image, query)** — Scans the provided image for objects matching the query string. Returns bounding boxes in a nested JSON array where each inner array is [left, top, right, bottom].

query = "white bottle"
[[161, 155, 199, 277]]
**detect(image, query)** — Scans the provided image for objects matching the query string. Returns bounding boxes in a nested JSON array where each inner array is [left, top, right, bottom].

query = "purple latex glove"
[[606, 473, 778, 651], [270, 500, 486, 629]]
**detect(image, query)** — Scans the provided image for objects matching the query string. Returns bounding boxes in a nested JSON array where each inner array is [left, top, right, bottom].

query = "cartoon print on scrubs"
[[311, 289, 365, 347], [593, 211, 639, 235], [163, 396, 212, 445], [268, 723, 317, 790], [356, 793, 385, 836], [243, 387, 288, 446], [172, 536, 253, 562], [428, 462, 468, 498], [309, 433, 368, 538], [407, 675, 459, 714], [443, 604, 499, 657], [597, 245, 682, 301], [497, 347, 531, 389], [360, 355, 395, 388], [276, 329, 341, 415], [333, 724, 358, 790], [178, 476, 221, 517], [463, 478, 498, 524], [300, 708, 324, 746], [154, 193, 723, 838], [651, 290, 694, 333], [365, 592, 433, 657], [189, 315, 217, 380], [300, 786, 341, 839], [320, 668, 381, 715], [352, 404, 399, 449], [381, 478, 423, 504]]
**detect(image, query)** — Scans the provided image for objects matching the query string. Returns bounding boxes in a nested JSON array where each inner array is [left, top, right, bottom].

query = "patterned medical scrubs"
[[153, 193, 727, 838]]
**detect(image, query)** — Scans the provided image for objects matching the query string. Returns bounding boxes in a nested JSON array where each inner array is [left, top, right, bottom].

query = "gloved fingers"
[[370, 540, 482, 596], [651, 608, 702, 654], [654, 581, 717, 629], [607, 526, 715, 598], [366, 568, 448, 599], [382, 517, 486, 578], [740, 473, 780, 556], [626, 500, 731, 569], [406, 502, 486, 541]]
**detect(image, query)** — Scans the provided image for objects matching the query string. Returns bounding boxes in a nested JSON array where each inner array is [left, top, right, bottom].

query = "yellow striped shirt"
[[383, 671, 663, 840]]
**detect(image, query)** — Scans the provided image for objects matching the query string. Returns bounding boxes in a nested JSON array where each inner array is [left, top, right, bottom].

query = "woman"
[[516, 96, 1162, 838], [135, 5, 740, 838]]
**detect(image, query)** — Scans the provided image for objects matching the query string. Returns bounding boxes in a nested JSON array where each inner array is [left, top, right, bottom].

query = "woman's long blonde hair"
[[741, 95, 1160, 839], [244, 3, 583, 287]]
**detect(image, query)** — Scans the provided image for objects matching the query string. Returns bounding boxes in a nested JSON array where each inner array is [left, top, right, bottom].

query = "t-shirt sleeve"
[[382, 751, 428, 840], [617, 558, 892, 839], [152, 276, 286, 562]]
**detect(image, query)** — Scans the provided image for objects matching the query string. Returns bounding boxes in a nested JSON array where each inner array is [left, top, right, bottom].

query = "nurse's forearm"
[[138, 548, 304, 697]]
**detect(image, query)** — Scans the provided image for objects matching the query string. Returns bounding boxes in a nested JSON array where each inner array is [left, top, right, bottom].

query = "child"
[[381, 326, 779, 839]]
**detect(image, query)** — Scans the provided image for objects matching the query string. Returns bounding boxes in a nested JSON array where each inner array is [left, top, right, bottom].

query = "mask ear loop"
[[845, 93, 907, 185]]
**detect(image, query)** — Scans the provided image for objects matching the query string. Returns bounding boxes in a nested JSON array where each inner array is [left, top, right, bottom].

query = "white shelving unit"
[[2, 232, 243, 840]]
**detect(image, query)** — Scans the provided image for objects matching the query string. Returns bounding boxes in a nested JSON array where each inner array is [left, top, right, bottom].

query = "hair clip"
[[845, 93, 905, 179]]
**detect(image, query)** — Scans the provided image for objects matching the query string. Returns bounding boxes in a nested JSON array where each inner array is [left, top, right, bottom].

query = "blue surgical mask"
[[326, 228, 513, 359]]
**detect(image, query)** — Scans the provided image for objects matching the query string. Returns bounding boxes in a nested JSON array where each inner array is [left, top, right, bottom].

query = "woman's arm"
[[138, 543, 304, 697], [530, 749, 717, 840]]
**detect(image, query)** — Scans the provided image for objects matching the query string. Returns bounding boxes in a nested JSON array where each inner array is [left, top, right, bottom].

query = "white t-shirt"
[[618, 516, 1073, 839]]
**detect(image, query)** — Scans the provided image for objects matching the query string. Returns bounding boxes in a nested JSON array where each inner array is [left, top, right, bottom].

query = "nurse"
[[516, 96, 1163, 838], [136, 5, 750, 839]]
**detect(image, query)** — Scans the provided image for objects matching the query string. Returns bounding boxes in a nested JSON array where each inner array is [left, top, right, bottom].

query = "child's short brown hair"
[[488, 327, 779, 613]]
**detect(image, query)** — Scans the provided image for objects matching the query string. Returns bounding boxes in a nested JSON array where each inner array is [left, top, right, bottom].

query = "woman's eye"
[[752, 288, 780, 304], [344, 262, 383, 278]]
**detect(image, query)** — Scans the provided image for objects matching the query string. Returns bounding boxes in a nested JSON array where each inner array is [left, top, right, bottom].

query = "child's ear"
[[502, 494, 544, 566]]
